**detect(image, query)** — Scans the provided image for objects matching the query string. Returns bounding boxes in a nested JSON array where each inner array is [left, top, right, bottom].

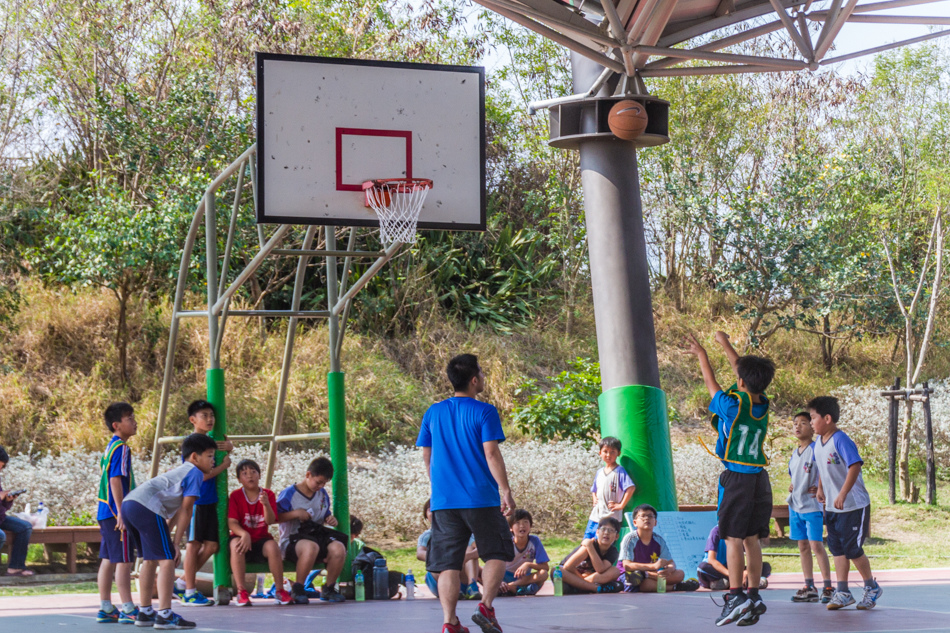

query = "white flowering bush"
[[1, 440, 744, 536], [835, 378, 950, 475]]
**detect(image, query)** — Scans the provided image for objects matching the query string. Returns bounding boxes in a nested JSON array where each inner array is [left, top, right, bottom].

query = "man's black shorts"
[[426, 507, 514, 573], [188, 503, 219, 544], [718, 469, 772, 539], [228, 535, 273, 565], [825, 505, 870, 559], [285, 525, 345, 564]]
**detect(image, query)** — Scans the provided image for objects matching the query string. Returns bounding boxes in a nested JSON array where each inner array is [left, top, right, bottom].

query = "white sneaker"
[[826, 591, 855, 610], [857, 584, 883, 610]]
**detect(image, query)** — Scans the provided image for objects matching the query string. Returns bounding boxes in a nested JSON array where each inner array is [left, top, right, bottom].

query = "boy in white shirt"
[[585, 437, 635, 539]]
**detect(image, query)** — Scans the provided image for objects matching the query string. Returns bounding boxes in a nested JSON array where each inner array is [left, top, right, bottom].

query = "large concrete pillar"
[[572, 53, 677, 512]]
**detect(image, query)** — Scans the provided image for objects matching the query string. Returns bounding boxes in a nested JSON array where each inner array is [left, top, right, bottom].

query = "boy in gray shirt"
[[787, 412, 832, 603], [807, 396, 882, 611]]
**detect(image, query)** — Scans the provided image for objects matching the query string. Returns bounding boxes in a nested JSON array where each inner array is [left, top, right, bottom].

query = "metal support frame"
[[148, 143, 404, 599]]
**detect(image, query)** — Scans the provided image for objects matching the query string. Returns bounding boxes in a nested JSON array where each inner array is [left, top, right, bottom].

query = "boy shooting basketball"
[[686, 331, 775, 627]]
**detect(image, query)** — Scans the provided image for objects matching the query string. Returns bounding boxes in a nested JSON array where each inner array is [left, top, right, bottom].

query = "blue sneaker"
[[118, 608, 140, 625], [153, 612, 195, 630], [133, 611, 156, 628], [857, 584, 883, 610], [97, 608, 119, 623], [516, 583, 540, 596], [172, 585, 185, 600], [179, 591, 213, 607], [319, 587, 345, 603]]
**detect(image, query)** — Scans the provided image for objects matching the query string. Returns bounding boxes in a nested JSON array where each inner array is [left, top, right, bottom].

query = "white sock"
[[121, 602, 136, 613], [174, 578, 186, 590], [140, 605, 154, 615], [100, 600, 114, 612], [158, 608, 172, 619], [185, 588, 196, 598]]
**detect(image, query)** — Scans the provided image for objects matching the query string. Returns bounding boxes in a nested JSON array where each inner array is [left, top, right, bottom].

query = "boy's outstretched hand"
[[714, 331, 730, 347], [684, 333, 706, 357]]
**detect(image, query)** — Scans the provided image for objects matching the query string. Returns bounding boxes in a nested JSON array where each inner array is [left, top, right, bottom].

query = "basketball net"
[[362, 178, 433, 245]]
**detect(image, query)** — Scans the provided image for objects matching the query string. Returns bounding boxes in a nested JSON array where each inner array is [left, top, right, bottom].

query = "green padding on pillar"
[[206, 368, 231, 589], [328, 371, 352, 581], [599, 384, 678, 513]]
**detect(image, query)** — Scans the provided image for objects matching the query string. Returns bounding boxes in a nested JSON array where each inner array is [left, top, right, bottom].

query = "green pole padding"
[[328, 371, 353, 580], [206, 368, 231, 590], [598, 384, 678, 514]]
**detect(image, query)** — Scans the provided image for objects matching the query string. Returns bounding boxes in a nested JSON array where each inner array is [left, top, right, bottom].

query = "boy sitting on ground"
[[499, 509, 549, 596], [417, 499, 481, 600], [560, 517, 623, 594], [276, 456, 346, 604], [227, 459, 291, 607], [618, 504, 699, 593], [121, 433, 216, 630], [696, 525, 771, 590]]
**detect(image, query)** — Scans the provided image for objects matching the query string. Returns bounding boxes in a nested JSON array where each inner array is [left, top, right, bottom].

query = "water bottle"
[[255, 574, 265, 597], [405, 569, 415, 600], [553, 565, 563, 596], [283, 578, 293, 594], [657, 575, 667, 594], [36, 502, 48, 528], [372, 558, 389, 600], [355, 570, 365, 602]]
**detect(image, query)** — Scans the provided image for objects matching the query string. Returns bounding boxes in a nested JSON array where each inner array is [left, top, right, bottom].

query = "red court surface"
[[2, 569, 949, 633]]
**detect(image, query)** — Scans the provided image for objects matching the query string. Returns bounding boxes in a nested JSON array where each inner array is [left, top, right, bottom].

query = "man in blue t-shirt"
[[417, 354, 515, 633]]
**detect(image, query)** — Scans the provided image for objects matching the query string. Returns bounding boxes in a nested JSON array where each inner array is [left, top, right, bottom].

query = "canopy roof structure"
[[475, 0, 950, 104]]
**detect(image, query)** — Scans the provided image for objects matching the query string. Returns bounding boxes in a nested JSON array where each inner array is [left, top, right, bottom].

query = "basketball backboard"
[[256, 53, 486, 231]]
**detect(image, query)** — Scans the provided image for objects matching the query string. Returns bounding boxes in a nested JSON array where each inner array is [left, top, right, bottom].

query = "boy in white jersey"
[[585, 437, 635, 539], [499, 509, 549, 596], [808, 396, 882, 611], [787, 412, 832, 604]]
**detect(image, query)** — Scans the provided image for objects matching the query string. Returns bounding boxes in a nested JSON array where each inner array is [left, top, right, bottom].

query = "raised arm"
[[686, 333, 722, 398], [714, 331, 740, 377]]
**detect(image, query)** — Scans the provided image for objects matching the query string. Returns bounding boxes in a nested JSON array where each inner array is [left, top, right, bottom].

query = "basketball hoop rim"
[[361, 178, 434, 193]]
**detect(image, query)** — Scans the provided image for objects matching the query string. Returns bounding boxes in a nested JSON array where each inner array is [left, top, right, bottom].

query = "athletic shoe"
[[791, 586, 818, 603], [737, 596, 766, 627], [97, 608, 120, 623], [172, 585, 185, 601], [856, 584, 883, 610], [758, 578, 768, 590], [515, 583, 540, 596], [675, 579, 700, 592], [471, 602, 503, 633], [710, 578, 729, 591], [291, 582, 309, 605], [820, 587, 834, 603], [442, 621, 471, 633], [716, 591, 752, 626], [463, 583, 482, 600], [596, 580, 623, 593], [134, 611, 156, 628], [153, 613, 195, 630], [826, 591, 855, 610], [320, 587, 345, 603], [275, 589, 293, 605], [179, 591, 213, 607], [118, 607, 140, 625], [236, 589, 251, 607]]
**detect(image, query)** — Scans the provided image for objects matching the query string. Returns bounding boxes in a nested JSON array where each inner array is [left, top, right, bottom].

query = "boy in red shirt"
[[228, 459, 291, 606]]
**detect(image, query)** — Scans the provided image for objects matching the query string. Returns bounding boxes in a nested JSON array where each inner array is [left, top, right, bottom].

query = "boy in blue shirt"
[[96, 402, 139, 624], [687, 331, 775, 626], [618, 504, 698, 592], [808, 396, 882, 611], [122, 433, 216, 630], [174, 400, 231, 606]]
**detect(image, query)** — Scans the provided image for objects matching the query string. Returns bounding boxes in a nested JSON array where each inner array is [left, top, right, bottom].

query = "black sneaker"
[[134, 611, 156, 628], [291, 582, 309, 605], [675, 578, 701, 592], [319, 587, 345, 603], [153, 613, 195, 630], [716, 591, 752, 627], [737, 596, 766, 627], [596, 580, 623, 594]]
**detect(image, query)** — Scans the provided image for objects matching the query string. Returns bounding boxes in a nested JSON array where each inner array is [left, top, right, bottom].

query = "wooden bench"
[[679, 504, 791, 538], [2, 526, 102, 574]]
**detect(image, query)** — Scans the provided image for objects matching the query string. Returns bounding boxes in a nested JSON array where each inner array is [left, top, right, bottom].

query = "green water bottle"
[[657, 574, 667, 594], [553, 565, 563, 596], [355, 570, 365, 602]]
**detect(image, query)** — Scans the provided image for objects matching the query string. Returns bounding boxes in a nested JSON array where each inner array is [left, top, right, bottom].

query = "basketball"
[[608, 100, 649, 141]]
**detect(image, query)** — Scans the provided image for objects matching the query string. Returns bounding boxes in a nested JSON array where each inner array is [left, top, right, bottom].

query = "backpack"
[[350, 546, 404, 599]]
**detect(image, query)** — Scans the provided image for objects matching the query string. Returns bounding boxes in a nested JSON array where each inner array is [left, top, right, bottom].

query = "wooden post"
[[888, 377, 899, 505], [922, 381, 936, 505]]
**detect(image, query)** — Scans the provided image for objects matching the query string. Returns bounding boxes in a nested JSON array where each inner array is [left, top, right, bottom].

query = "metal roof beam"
[[630, 0, 681, 66], [849, 0, 947, 12], [634, 44, 807, 68], [809, 14, 950, 25], [658, 0, 801, 47], [820, 28, 950, 65], [640, 64, 800, 76], [768, 0, 815, 61], [477, 0, 617, 48], [643, 20, 783, 70], [813, 0, 860, 60], [626, 0, 664, 43]]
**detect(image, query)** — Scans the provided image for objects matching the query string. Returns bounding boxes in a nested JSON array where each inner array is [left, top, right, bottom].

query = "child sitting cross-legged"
[[499, 509, 549, 596], [417, 499, 482, 600], [559, 517, 623, 594], [618, 504, 699, 593], [227, 459, 292, 607]]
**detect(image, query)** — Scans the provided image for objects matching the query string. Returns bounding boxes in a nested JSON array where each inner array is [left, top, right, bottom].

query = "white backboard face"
[[256, 53, 485, 230]]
